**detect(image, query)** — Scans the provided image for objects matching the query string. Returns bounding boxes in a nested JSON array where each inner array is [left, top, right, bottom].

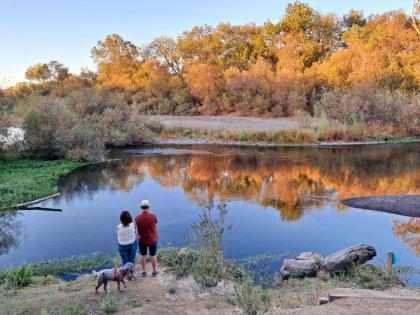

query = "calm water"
[[1, 144, 419, 285]]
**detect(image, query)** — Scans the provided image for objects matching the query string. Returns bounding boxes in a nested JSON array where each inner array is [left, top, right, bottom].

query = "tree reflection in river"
[[62, 145, 420, 222], [393, 218, 420, 255], [0, 211, 21, 255]]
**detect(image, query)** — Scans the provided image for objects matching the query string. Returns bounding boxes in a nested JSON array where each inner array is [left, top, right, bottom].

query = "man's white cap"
[[140, 200, 150, 207]]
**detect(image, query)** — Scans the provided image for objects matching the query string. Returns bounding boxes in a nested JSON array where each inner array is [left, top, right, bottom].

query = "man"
[[135, 200, 159, 276]]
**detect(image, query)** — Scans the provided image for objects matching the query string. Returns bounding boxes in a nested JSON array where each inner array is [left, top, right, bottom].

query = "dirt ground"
[[145, 115, 300, 131], [2, 265, 420, 315]]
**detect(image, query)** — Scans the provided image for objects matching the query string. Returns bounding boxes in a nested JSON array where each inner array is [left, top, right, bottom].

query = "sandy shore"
[[145, 115, 300, 131]]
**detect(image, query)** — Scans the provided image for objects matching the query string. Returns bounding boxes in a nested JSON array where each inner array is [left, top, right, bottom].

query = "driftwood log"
[[280, 244, 376, 279]]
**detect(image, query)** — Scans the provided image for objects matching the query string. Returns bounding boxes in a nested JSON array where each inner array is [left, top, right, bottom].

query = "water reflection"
[[0, 211, 21, 255], [393, 218, 420, 255], [103, 145, 420, 221]]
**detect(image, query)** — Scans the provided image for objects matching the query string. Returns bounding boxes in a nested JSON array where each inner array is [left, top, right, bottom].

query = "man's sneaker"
[[141, 271, 147, 277], [152, 270, 159, 277]]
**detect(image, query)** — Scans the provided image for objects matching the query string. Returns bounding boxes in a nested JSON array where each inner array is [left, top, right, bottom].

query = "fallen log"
[[280, 244, 376, 279], [321, 244, 377, 273]]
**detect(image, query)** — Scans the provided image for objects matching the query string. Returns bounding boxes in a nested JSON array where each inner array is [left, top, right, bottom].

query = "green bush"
[[61, 304, 83, 315], [192, 249, 223, 288], [333, 264, 400, 290], [157, 247, 197, 278], [100, 295, 119, 314], [23, 102, 102, 159], [5, 265, 33, 288], [233, 279, 270, 315]]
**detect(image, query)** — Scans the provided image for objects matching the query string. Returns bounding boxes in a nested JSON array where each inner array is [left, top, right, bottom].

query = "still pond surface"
[[1, 144, 419, 285]]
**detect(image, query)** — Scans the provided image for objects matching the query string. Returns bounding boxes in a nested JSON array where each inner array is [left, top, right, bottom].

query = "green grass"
[[0, 253, 113, 284], [0, 159, 88, 210], [101, 295, 119, 314]]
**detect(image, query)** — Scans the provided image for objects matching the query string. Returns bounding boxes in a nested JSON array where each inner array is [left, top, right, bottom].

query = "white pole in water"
[[385, 251, 393, 277]]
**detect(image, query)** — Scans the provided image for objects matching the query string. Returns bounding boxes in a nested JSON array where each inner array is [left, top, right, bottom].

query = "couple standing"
[[116, 200, 159, 276]]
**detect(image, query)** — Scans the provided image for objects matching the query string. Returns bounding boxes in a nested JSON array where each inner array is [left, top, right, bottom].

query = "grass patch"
[[0, 159, 89, 210], [168, 287, 177, 294], [4, 265, 33, 288], [0, 253, 113, 284], [332, 264, 401, 290], [100, 295, 119, 314]]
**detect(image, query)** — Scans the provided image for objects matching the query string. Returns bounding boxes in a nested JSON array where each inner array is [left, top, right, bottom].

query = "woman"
[[116, 211, 137, 265]]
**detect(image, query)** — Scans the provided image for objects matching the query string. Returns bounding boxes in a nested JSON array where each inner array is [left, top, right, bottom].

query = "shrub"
[[157, 247, 197, 278], [192, 249, 224, 288], [233, 278, 270, 315], [5, 265, 33, 288], [168, 287, 177, 294], [333, 264, 400, 290], [61, 304, 83, 315], [314, 86, 420, 136], [23, 102, 102, 159], [101, 295, 119, 314]]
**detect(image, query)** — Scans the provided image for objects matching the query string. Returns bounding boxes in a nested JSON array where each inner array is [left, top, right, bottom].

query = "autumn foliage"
[[1, 1, 419, 140]]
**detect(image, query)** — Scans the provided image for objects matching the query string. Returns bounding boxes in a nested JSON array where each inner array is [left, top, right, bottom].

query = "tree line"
[[0, 1, 419, 159]]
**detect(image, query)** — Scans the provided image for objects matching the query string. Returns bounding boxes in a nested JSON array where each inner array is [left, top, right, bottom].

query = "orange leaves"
[[183, 61, 225, 115]]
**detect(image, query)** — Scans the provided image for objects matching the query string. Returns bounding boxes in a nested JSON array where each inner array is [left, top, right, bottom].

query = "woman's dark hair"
[[120, 211, 132, 227]]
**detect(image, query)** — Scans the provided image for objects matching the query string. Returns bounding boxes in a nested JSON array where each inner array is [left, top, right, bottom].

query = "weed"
[[61, 304, 83, 315], [192, 249, 223, 288], [333, 264, 400, 290], [5, 265, 33, 288], [100, 295, 119, 314], [157, 247, 197, 278], [233, 278, 270, 315], [127, 299, 142, 308], [168, 287, 177, 294]]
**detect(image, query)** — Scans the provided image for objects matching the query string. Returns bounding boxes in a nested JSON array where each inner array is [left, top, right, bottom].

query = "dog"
[[93, 262, 135, 293]]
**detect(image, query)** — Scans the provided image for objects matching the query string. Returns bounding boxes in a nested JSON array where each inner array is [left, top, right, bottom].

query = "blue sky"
[[0, 0, 412, 86]]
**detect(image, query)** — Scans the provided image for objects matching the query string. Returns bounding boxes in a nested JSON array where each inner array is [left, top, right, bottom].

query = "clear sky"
[[0, 0, 412, 86]]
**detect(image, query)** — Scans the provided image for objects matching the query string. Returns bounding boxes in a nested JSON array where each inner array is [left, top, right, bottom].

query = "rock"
[[320, 244, 376, 273], [279, 244, 377, 279], [296, 252, 323, 262], [280, 253, 323, 278], [178, 247, 189, 257]]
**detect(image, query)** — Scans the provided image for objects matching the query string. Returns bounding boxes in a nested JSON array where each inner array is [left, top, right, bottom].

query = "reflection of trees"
[[393, 218, 420, 255], [0, 211, 21, 255], [59, 145, 420, 221], [58, 159, 145, 201]]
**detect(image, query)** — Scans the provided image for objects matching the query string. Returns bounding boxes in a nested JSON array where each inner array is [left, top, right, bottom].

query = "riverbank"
[[1, 259, 419, 314], [0, 159, 89, 210], [146, 115, 420, 146]]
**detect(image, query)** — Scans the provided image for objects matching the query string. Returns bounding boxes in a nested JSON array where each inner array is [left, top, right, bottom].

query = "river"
[[1, 144, 419, 286]]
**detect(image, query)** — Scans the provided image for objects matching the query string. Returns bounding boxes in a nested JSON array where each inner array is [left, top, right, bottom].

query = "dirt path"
[[145, 115, 300, 131]]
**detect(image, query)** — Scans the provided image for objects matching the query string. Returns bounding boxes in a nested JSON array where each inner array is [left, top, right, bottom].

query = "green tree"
[[25, 63, 51, 83], [25, 61, 69, 83]]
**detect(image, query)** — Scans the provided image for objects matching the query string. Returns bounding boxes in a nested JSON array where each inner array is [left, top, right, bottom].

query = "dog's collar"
[[114, 268, 127, 281]]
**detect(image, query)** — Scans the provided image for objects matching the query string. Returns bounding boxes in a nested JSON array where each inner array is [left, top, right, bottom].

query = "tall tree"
[[148, 36, 183, 76]]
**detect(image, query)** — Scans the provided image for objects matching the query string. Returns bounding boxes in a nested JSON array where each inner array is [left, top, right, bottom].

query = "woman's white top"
[[116, 223, 136, 245]]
